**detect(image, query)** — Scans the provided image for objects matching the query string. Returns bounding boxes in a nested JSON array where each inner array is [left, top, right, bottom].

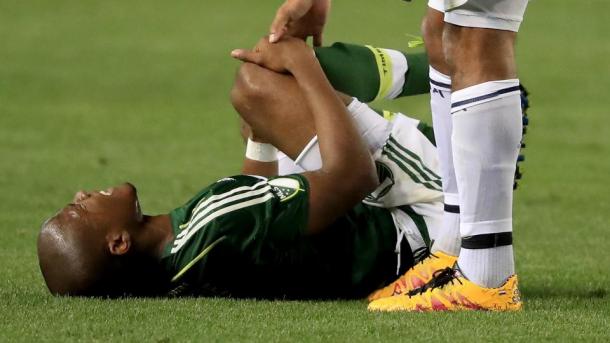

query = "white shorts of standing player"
[[428, 0, 528, 32]]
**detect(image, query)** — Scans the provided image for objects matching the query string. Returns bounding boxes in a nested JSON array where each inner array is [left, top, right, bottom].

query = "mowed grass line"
[[1, 0, 609, 341]]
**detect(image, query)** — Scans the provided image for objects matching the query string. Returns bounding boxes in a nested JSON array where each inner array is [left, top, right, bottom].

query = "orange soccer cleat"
[[368, 267, 522, 312], [367, 251, 457, 302]]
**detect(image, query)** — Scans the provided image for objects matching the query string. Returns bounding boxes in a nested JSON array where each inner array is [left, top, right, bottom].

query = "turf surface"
[[1, 0, 609, 341]]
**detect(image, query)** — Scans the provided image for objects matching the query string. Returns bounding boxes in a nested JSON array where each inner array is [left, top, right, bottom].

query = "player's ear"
[[107, 231, 131, 255]]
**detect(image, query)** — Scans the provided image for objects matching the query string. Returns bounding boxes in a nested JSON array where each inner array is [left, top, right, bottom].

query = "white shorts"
[[278, 98, 443, 207], [428, 0, 529, 32]]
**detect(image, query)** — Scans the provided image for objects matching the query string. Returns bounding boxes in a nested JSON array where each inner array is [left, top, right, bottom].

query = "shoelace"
[[407, 267, 462, 297]]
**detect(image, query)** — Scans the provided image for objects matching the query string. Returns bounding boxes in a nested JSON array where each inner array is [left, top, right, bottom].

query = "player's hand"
[[269, 0, 330, 46], [231, 37, 314, 73]]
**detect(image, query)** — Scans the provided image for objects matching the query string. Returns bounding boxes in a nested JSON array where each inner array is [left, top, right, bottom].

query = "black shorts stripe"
[[451, 85, 521, 109], [461, 232, 513, 249]]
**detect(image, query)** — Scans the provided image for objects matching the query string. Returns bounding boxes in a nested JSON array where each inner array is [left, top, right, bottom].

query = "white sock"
[[458, 246, 515, 288], [428, 67, 460, 256], [452, 79, 521, 288]]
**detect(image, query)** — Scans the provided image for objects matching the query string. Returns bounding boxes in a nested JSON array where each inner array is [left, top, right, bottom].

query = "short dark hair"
[[37, 217, 170, 297]]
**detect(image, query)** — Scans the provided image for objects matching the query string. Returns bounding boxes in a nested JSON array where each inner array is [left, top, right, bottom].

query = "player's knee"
[[231, 63, 270, 112]]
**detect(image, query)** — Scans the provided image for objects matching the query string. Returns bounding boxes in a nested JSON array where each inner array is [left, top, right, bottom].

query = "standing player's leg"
[[445, 2, 527, 291], [423, 4, 462, 259], [369, 0, 528, 312]]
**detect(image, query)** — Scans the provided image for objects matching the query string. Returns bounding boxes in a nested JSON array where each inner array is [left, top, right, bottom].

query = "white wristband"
[[245, 139, 278, 162]]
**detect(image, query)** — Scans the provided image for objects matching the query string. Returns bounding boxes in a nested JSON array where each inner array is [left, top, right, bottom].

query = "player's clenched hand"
[[269, 0, 330, 46], [231, 37, 315, 73]]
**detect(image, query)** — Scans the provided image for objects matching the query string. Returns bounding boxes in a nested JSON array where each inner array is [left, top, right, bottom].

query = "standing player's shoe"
[[367, 251, 457, 301], [368, 267, 522, 312]]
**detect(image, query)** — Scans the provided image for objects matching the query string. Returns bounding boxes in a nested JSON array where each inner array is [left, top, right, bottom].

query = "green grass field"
[[1, 0, 609, 341]]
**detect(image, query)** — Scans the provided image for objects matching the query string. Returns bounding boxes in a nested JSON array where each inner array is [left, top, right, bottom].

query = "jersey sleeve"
[[162, 174, 310, 289]]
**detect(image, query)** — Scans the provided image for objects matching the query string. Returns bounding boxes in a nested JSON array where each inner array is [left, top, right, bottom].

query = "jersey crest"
[[268, 177, 303, 202]]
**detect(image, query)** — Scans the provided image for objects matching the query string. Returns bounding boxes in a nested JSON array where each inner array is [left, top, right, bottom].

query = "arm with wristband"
[[238, 41, 430, 177], [232, 37, 378, 234]]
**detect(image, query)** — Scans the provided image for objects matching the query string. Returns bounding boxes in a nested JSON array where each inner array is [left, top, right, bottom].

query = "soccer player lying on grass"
[[37, 37, 528, 302], [37, 37, 442, 298]]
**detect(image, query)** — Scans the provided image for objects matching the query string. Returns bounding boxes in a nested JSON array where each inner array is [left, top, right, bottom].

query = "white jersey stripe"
[[171, 193, 274, 254], [177, 180, 268, 238], [183, 185, 271, 238]]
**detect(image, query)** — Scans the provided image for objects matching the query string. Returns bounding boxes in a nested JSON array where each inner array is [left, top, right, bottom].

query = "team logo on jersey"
[[268, 177, 302, 202], [365, 161, 395, 202]]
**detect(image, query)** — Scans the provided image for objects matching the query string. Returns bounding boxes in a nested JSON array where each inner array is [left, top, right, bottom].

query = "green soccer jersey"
[[161, 174, 422, 299]]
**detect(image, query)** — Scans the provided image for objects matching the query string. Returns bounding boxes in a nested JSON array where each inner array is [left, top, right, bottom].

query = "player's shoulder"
[[210, 174, 308, 195], [173, 174, 309, 216]]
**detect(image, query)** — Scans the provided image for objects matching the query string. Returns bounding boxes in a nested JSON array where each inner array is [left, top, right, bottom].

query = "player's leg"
[[231, 63, 390, 167], [369, 0, 528, 312], [232, 63, 443, 207], [443, 1, 528, 295], [445, 24, 522, 291], [423, 4, 462, 258], [237, 41, 431, 175], [314, 43, 430, 102]]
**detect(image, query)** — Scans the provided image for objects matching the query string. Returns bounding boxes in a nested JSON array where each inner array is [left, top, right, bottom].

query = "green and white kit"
[[161, 174, 428, 299]]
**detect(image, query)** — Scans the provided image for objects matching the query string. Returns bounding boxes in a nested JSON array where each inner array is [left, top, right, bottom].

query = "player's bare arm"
[[231, 37, 378, 234], [238, 91, 352, 179]]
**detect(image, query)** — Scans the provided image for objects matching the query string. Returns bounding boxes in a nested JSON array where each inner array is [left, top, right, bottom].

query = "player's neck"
[[137, 214, 174, 259]]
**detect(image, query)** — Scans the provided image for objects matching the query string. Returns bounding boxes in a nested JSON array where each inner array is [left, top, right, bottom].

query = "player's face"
[[58, 182, 143, 233]]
